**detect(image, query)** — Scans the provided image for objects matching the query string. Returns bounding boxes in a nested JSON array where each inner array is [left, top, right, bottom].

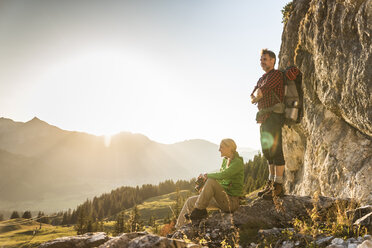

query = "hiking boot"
[[257, 180, 273, 197], [262, 182, 284, 200], [272, 182, 284, 197], [189, 208, 208, 221]]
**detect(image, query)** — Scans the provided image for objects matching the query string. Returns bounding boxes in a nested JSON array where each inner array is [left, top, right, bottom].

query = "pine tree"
[[86, 218, 93, 232], [148, 215, 155, 227], [22, 211, 32, 219], [37, 211, 49, 224], [10, 211, 20, 219], [243, 152, 269, 194], [114, 212, 126, 235], [128, 205, 142, 232], [171, 187, 183, 222], [62, 212, 69, 225], [37, 211, 43, 222], [75, 208, 86, 234], [99, 220, 104, 232]]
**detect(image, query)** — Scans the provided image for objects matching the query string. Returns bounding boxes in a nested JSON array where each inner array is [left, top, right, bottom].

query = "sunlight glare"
[[104, 134, 112, 147]]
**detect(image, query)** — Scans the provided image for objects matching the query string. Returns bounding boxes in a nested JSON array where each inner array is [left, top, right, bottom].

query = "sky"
[[0, 0, 290, 149]]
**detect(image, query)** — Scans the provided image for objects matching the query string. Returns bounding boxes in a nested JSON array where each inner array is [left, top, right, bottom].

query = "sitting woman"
[[175, 138, 244, 228]]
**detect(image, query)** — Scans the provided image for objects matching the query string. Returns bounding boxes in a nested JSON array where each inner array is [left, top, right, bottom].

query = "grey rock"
[[40, 231, 201, 248], [364, 235, 372, 241], [348, 238, 357, 244], [233, 195, 348, 228], [348, 244, 358, 248], [332, 238, 346, 245], [98, 232, 147, 248], [98, 232, 201, 248], [39, 232, 110, 248], [282, 240, 295, 248], [258, 228, 282, 236], [357, 240, 372, 248], [316, 236, 334, 246]]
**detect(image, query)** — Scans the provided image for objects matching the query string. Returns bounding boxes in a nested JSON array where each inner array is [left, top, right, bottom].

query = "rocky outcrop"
[[279, 0, 372, 203], [39, 232, 201, 248], [253, 228, 372, 248], [39, 195, 372, 248], [39, 232, 110, 248], [171, 195, 368, 247]]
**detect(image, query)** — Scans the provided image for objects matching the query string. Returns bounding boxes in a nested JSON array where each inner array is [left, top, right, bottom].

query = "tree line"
[[2, 153, 268, 235]]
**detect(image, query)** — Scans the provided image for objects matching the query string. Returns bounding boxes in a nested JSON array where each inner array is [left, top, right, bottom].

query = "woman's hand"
[[199, 173, 208, 179]]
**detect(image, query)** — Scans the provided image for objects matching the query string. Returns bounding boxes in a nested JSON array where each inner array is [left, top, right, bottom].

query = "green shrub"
[[281, 1, 294, 24]]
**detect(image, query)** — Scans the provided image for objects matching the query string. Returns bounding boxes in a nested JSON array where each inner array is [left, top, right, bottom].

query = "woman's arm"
[[207, 159, 242, 180]]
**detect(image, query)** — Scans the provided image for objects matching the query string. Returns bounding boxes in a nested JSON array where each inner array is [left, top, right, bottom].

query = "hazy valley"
[[0, 117, 258, 212]]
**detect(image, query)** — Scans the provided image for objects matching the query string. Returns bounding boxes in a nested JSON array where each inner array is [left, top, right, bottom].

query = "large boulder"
[[279, 0, 372, 204]]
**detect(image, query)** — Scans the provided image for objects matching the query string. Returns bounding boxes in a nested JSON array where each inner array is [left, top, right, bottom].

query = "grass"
[[0, 190, 193, 247], [292, 193, 368, 240], [122, 190, 193, 224], [0, 218, 75, 248]]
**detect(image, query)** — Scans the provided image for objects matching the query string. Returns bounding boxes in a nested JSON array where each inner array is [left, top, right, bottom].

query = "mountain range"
[[0, 117, 258, 212]]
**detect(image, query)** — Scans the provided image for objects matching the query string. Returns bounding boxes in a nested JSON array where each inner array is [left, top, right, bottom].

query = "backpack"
[[282, 67, 303, 125], [271, 67, 303, 126]]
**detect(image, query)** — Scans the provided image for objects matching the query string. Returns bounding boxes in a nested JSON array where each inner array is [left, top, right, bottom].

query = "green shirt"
[[207, 152, 244, 197]]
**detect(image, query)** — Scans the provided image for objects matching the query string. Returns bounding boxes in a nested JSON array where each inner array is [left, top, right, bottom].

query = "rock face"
[[279, 0, 372, 203]]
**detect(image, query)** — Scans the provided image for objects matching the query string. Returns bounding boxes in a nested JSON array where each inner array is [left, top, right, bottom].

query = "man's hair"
[[261, 49, 276, 65]]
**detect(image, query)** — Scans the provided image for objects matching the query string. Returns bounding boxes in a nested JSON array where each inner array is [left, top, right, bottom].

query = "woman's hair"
[[221, 138, 237, 153]]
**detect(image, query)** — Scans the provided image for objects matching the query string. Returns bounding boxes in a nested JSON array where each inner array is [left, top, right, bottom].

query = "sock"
[[269, 174, 274, 181], [274, 176, 283, 184]]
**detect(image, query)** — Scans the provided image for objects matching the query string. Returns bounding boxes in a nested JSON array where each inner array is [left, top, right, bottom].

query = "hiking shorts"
[[260, 113, 285, 165]]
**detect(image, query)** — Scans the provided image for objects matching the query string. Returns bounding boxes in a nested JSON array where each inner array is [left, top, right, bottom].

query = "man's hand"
[[251, 94, 257, 104], [251, 88, 263, 104]]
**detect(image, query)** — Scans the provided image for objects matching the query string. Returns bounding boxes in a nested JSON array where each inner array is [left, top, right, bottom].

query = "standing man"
[[251, 49, 298, 199]]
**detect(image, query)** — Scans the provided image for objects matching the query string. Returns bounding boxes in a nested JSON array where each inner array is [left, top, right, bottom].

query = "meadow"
[[0, 190, 193, 247], [0, 218, 75, 248]]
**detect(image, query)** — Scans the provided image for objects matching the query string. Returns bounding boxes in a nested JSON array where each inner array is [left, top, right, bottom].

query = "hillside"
[[122, 190, 193, 223]]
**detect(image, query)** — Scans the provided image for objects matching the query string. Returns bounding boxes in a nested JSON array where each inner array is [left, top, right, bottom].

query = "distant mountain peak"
[[26, 116, 48, 125], [29, 116, 41, 122]]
